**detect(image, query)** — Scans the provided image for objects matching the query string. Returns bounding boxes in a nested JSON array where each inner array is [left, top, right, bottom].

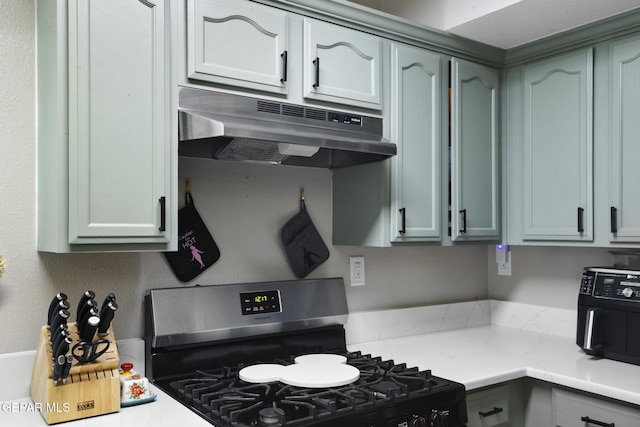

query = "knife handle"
[[77, 298, 97, 325], [50, 309, 70, 339], [81, 315, 100, 342], [52, 354, 66, 386], [76, 291, 95, 322], [47, 293, 68, 327], [78, 307, 99, 341], [61, 354, 73, 384], [98, 301, 118, 336], [51, 330, 70, 359]]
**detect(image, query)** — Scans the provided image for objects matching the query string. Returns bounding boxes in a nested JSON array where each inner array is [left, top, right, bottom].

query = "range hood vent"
[[178, 87, 395, 168]]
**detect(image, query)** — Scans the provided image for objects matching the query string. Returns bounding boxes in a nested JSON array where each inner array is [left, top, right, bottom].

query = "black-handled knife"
[[77, 298, 97, 327], [50, 309, 70, 341], [76, 290, 95, 322], [80, 315, 101, 342], [52, 336, 72, 365], [78, 307, 99, 341], [51, 330, 70, 360], [52, 354, 66, 386], [97, 301, 118, 336], [61, 354, 73, 385], [47, 293, 68, 327]]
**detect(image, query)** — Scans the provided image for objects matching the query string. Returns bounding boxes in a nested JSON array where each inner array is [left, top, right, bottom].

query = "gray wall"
[[0, 0, 611, 356], [0, 0, 488, 354]]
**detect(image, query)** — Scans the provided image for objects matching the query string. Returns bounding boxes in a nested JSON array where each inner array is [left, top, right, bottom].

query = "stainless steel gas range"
[[145, 278, 467, 427]]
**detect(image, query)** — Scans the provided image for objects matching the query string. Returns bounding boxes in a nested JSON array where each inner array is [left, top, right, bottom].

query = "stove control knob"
[[428, 410, 450, 427], [623, 287, 634, 298], [409, 415, 427, 426]]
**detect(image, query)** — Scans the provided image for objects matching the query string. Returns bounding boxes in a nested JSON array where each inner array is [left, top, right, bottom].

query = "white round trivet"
[[279, 363, 360, 388], [239, 364, 286, 383], [294, 354, 347, 365]]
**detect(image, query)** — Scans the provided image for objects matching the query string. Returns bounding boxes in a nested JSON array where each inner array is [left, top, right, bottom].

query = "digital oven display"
[[240, 290, 281, 315]]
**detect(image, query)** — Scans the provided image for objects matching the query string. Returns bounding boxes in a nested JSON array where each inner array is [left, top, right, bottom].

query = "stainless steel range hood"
[[178, 87, 395, 168]]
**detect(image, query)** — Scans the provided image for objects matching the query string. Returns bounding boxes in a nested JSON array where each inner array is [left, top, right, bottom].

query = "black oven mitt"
[[164, 191, 220, 282], [280, 197, 329, 278]]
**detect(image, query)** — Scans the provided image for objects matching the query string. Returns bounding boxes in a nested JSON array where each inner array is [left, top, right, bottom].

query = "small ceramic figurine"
[[120, 362, 153, 404]]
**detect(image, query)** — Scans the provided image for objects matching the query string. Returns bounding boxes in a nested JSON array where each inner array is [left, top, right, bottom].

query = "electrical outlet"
[[350, 256, 365, 286], [496, 244, 512, 276]]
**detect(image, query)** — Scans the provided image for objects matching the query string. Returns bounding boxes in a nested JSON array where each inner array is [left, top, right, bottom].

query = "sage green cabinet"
[[450, 59, 500, 242], [608, 33, 640, 243], [185, 0, 382, 110], [187, 0, 290, 95], [303, 18, 382, 109], [389, 43, 443, 242], [506, 48, 593, 244], [37, 0, 177, 252], [553, 388, 640, 426]]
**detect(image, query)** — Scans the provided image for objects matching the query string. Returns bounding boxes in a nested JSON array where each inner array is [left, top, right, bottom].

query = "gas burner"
[[259, 405, 285, 426]]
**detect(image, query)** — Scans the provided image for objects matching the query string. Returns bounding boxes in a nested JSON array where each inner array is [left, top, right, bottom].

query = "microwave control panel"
[[581, 269, 640, 302]]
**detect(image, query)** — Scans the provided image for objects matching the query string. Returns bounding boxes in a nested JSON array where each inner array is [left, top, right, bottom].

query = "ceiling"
[[447, 0, 640, 49], [348, 0, 640, 49]]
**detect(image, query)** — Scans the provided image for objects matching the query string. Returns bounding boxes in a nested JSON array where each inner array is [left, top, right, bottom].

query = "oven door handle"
[[583, 307, 599, 351]]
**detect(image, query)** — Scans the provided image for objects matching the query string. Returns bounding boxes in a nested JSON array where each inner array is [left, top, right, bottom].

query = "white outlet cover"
[[350, 256, 365, 286]]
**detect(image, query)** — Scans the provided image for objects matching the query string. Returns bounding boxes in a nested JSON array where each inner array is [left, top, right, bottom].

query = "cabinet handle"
[[459, 209, 467, 234], [159, 196, 166, 232], [479, 407, 503, 417], [399, 208, 406, 234], [581, 416, 615, 427], [280, 51, 288, 83], [313, 57, 320, 88], [610, 206, 618, 233], [577, 207, 584, 233]]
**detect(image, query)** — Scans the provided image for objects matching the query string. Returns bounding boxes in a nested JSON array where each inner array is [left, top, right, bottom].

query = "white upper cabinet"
[[450, 58, 500, 242], [520, 49, 593, 242], [37, 0, 176, 252], [303, 18, 382, 109], [389, 43, 442, 242], [187, 0, 290, 95], [608, 33, 640, 243]]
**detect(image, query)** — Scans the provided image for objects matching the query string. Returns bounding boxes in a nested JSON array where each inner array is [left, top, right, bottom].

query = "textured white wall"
[[0, 0, 489, 354]]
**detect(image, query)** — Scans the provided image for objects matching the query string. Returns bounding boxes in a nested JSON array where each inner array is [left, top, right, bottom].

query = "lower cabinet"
[[466, 385, 511, 427], [553, 388, 640, 426], [465, 379, 640, 427]]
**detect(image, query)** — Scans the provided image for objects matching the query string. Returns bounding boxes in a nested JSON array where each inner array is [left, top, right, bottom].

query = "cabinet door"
[[187, 0, 289, 95], [522, 49, 593, 241], [389, 43, 441, 242], [609, 34, 640, 242], [466, 385, 510, 427], [553, 388, 640, 426], [303, 18, 381, 109], [450, 59, 500, 241], [68, 0, 172, 245]]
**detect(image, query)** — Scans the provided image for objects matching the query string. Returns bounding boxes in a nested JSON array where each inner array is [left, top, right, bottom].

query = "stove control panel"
[[240, 290, 281, 315], [580, 268, 640, 302]]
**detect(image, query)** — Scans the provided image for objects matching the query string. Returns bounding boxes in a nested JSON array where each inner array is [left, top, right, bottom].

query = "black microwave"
[[577, 267, 640, 365]]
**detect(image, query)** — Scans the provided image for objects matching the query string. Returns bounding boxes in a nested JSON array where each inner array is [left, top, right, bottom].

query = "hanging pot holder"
[[164, 187, 220, 282], [280, 191, 329, 278]]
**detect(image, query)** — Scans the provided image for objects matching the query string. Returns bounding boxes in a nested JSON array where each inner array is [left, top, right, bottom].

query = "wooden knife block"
[[30, 322, 120, 424]]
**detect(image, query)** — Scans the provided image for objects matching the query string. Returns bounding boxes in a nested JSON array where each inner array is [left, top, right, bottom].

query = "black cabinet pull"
[[159, 196, 166, 232], [313, 57, 320, 88], [280, 51, 288, 83], [479, 407, 503, 418], [399, 208, 406, 234], [610, 206, 618, 233], [577, 207, 584, 233], [581, 416, 615, 427], [459, 209, 467, 234]]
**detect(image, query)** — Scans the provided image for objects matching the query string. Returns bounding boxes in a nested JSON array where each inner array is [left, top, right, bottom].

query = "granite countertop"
[[2, 300, 639, 426]]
